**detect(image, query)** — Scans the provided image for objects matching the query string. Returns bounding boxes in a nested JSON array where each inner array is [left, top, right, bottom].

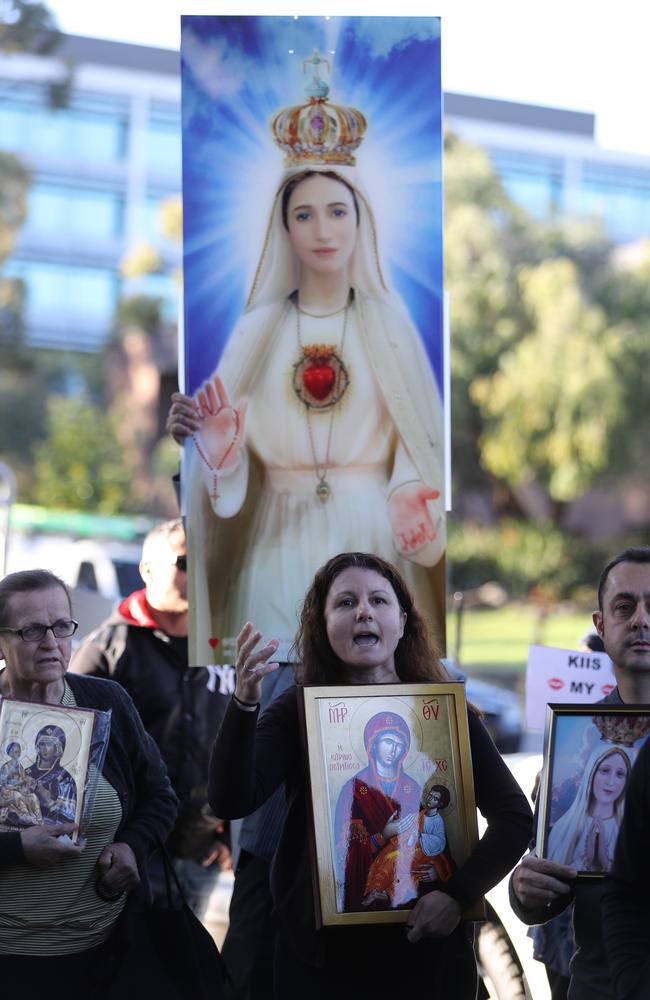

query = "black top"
[[71, 603, 233, 859], [209, 686, 532, 965], [602, 738, 650, 1000]]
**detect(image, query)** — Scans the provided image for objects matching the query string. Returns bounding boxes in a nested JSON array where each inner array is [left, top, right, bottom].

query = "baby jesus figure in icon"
[[363, 783, 456, 909], [0, 741, 43, 826]]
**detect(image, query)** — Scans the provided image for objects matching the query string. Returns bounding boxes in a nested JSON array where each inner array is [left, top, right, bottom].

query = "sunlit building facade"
[[1, 35, 649, 353]]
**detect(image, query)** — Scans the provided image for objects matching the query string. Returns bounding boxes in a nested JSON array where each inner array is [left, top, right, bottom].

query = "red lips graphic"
[[601, 684, 614, 696], [548, 678, 564, 691]]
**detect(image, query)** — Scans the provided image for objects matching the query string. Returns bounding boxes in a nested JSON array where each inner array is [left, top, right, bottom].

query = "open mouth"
[[354, 633, 378, 646]]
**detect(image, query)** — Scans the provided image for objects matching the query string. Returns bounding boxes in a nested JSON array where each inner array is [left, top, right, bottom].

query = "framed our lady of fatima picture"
[[180, 16, 447, 669], [536, 704, 650, 880], [298, 683, 482, 927]]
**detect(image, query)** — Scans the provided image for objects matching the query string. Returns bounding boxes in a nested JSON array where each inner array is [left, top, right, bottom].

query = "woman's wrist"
[[233, 692, 260, 712]]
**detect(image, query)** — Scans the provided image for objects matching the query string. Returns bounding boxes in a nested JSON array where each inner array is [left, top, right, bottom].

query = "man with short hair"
[[509, 546, 650, 1000], [71, 518, 233, 917]]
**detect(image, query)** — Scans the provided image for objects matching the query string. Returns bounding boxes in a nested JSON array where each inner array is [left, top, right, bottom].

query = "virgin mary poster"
[[180, 16, 446, 665]]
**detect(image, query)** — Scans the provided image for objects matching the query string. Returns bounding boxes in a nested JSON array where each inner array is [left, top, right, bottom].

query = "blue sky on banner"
[[181, 16, 444, 394]]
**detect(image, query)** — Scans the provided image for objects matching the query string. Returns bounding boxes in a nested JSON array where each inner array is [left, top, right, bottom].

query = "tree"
[[0, 152, 29, 342], [32, 396, 133, 513], [471, 258, 624, 512], [0, 0, 61, 55], [444, 130, 648, 527]]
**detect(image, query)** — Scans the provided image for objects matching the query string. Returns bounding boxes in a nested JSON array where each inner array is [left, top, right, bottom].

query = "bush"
[[447, 519, 641, 602]]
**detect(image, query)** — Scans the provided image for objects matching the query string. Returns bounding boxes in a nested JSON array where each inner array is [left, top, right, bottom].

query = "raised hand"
[[234, 622, 279, 706], [388, 482, 442, 563]]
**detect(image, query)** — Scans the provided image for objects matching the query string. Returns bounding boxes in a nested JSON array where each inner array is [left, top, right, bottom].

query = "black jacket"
[[602, 738, 650, 1000], [71, 591, 235, 860], [210, 687, 532, 968]]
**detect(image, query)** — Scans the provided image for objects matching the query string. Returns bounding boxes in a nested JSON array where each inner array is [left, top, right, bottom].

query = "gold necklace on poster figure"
[[293, 294, 351, 502]]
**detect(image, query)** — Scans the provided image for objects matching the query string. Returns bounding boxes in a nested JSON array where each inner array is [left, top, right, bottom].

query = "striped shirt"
[[0, 681, 125, 955]]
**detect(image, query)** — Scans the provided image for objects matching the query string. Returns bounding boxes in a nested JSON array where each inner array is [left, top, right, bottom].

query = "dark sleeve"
[[69, 630, 112, 678], [0, 831, 25, 867], [602, 742, 650, 1000], [507, 792, 575, 926], [438, 712, 533, 910], [208, 687, 298, 820], [111, 686, 178, 863]]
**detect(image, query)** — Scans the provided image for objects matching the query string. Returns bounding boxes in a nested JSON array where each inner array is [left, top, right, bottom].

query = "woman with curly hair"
[[209, 551, 531, 999]]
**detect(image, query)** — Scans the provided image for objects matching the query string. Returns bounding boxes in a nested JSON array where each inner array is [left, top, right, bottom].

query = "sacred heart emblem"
[[208, 637, 219, 649], [303, 362, 335, 401], [293, 343, 349, 410]]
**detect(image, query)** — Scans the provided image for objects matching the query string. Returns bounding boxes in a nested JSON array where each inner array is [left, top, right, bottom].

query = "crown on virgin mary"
[[271, 50, 367, 167], [592, 712, 650, 747]]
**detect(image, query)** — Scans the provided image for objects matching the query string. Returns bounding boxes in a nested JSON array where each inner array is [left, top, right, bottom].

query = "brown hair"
[[598, 546, 650, 610], [281, 170, 360, 231], [294, 552, 448, 685], [0, 569, 71, 625]]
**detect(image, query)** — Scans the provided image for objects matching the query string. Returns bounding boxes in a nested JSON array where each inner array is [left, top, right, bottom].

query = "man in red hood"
[[71, 518, 232, 918]]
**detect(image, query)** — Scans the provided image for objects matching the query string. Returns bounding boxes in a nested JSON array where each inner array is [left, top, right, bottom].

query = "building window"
[[579, 162, 650, 242], [146, 119, 181, 174], [4, 259, 119, 350], [24, 183, 124, 240], [488, 149, 564, 218], [0, 88, 128, 162]]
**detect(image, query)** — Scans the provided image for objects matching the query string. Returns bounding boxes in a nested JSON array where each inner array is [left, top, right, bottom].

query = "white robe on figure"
[[185, 167, 446, 664]]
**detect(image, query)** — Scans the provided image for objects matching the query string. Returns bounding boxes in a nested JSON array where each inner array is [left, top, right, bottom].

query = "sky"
[[45, 0, 650, 157]]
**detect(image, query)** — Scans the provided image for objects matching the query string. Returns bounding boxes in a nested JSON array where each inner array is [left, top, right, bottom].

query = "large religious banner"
[[180, 16, 446, 665]]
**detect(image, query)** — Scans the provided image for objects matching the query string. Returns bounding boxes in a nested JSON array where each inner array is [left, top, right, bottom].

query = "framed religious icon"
[[180, 16, 447, 668], [298, 683, 482, 927], [0, 699, 99, 842], [537, 704, 650, 880]]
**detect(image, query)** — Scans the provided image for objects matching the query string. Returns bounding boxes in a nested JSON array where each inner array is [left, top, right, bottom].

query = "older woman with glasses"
[[0, 569, 177, 997]]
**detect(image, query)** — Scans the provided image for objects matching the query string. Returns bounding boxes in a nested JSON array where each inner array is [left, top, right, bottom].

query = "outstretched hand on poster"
[[195, 376, 247, 474], [388, 483, 442, 565]]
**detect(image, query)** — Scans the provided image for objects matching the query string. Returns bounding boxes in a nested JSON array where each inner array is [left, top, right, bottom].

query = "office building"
[[1, 34, 649, 354]]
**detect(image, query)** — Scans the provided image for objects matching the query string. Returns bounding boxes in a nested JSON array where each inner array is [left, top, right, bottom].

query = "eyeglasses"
[[173, 555, 187, 572], [0, 620, 79, 643]]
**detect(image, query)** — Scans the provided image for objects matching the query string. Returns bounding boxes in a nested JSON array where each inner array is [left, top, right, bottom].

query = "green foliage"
[[32, 396, 132, 514], [114, 295, 163, 336], [445, 130, 650, 521], [0, 350, 108, 498], [471, 259, 624, 501], [0, 0, 61, 55], [0, 152, 30, 259], [0, 152, 30, 342], [448, 518, 613, 601]]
